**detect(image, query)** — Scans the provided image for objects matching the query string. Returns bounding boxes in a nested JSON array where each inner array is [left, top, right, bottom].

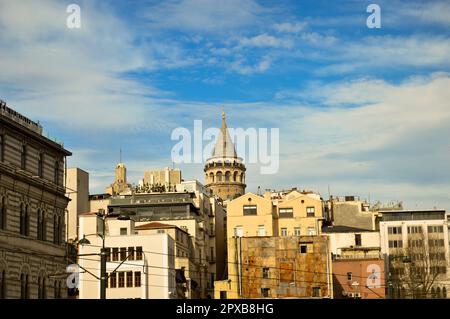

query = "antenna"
[[120, 147, 122, 163]]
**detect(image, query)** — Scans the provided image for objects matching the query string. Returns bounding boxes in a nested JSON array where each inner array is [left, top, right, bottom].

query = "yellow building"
[[214, 189, 328, 299], [105, 162, 131, 196]]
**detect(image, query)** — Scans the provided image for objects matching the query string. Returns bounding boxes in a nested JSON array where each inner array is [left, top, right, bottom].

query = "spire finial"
[[120, 147, 122, 163], [222, 106, 225, 120]]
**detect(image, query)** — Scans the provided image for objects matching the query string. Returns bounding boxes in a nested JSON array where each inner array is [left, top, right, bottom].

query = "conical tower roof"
[[210, 110, 237, 159]]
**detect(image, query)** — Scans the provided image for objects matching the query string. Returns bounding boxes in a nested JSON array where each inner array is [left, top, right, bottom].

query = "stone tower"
[[106, 161, 132, 195], [204, 111, 246, 201]]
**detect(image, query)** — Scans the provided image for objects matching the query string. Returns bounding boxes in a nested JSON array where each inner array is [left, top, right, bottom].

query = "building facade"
[[0, 100, 71, 299], [379, 210, 450, 298], [78, 213, 176, 299], [214, 189, 327, 298], [105, 162, 131, 196], [204, 111, 246, 202], [66, 167, 89, 243]]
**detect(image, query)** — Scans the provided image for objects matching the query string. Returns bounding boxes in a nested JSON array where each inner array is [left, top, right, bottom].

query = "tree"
[[390, 230, 446, 299]]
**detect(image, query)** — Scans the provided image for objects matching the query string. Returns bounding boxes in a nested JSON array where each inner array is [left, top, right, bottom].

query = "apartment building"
[[78, 213, 176, 299], [379, 210, 450, 298], [214, 189, 327, 298], [0, 100, 71, 299]]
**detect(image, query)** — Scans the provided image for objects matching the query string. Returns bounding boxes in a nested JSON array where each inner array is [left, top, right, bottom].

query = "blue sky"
[[0, 0, 449, 209]]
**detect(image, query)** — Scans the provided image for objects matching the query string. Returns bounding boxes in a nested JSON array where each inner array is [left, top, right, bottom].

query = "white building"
[[78, 212, 176, 299], [378, 209, 450, 298]]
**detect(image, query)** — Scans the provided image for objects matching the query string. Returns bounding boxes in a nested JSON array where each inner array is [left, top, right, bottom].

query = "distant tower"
[[204, 110, 246, 201], [106, 151, 132, 195]]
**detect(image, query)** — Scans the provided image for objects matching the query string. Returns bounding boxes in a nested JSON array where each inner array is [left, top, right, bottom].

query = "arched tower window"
[[240, 173, 244, 183], [233, 171, 238, 182], [216, 172, 222, 182], [225, 171, 231, 182], [209, 172, 214, 183]]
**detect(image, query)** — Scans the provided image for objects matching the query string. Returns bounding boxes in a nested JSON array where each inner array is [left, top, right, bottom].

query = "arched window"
[[38, 276, 46, 299], [21, 145, 27, 170], [225, 171, 231, 182], [53, 214, 61, 245], [233, 171, 238, 182], [54, 161, 60, 185], [216, 172, 223, 182], [240, 173, 244, 183], [209, 172, 214, 183], [37, 210, 46, 241], [38, 153, 44, 178], [20, 273, 29, 299], [0, 196, 6, 230], [0, 269, 5, 299], [431, 287, 436, 299], [20, 203, 29, 236], [443, 287, 447, 298]]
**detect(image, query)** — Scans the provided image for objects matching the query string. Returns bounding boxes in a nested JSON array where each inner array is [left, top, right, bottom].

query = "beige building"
[[214, 189, 326, 298], [143, 167, 181, 191], [78, 213, 176, 299], [65, 168, 89, 243], [204, 111, 246, 202], [105, 162, 131, 196], [0, 100, 71, 299]]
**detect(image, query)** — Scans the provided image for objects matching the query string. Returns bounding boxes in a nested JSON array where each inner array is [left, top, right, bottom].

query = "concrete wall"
[[332, 200, 373, 230], [66, 168, 89, 242]]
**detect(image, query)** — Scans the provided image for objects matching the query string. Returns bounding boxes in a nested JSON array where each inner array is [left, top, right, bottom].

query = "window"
[[428, 225, 444, 233], [21, 145, 27, 170], [407, 226, 422, 234], [388, 240, 403, 248], [157, 229, 165, 234], [220, 291, 227, 299], [0, 270, 6, 299], [112, 248, 119, 261], [120, 228, 127, 235], [257, 225, 266, 236], [53, 214, 60, 244], [38, 277, 46, 299], [306, 207, 315, 217], [120, 247, 127, 261], [300, 245, 307, 254], [388, 226, 402, 235], [126, 272, 133, 287], [0, 196, 6, 230], [38, 153, 44, 178], [312, 287, 321, 297], [54, 161, 60, 185], [279, 208, 293, 218], [136, 247, 143, 260], [429, 239, 445, 247], [0, 134, 4, 162], [54, 280, 61, 299], [234, 226, 243, 237], [20, 273, 29, 299], [118, 272, 125, 288], [281, 228, 288, 236], [37, 210, 46, 241], [243, 205, 257, 216], [135, 272, 141, 287], [307, 227, 316, 236], [347, 272, 352, 281], [261, 288, 270, 298], [294, 227, 301, 236], [355, 234, 362, 246], [20, 203, 29, 236], [105, 248, 111, 262], [110, 273, 117, 288], [128, 247, 135, 261], [262, 268, 269, 279]]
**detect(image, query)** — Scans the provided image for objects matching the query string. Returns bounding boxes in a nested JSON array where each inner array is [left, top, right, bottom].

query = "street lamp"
[[78, 208, 131, 299]]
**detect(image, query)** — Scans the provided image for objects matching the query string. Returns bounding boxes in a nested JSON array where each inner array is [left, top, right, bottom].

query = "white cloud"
[[238, 33, 294, 48], [273, 22, 306, 33]]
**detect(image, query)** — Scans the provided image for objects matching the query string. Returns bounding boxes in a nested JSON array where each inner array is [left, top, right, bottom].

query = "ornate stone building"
[[204, 111, 246, 202], [105, 161, 131, 196], [0, 99, 71, 299]]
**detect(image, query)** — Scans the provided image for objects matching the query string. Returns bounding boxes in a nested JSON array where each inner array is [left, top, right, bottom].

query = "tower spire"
[[120, 147, 122, 163]]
